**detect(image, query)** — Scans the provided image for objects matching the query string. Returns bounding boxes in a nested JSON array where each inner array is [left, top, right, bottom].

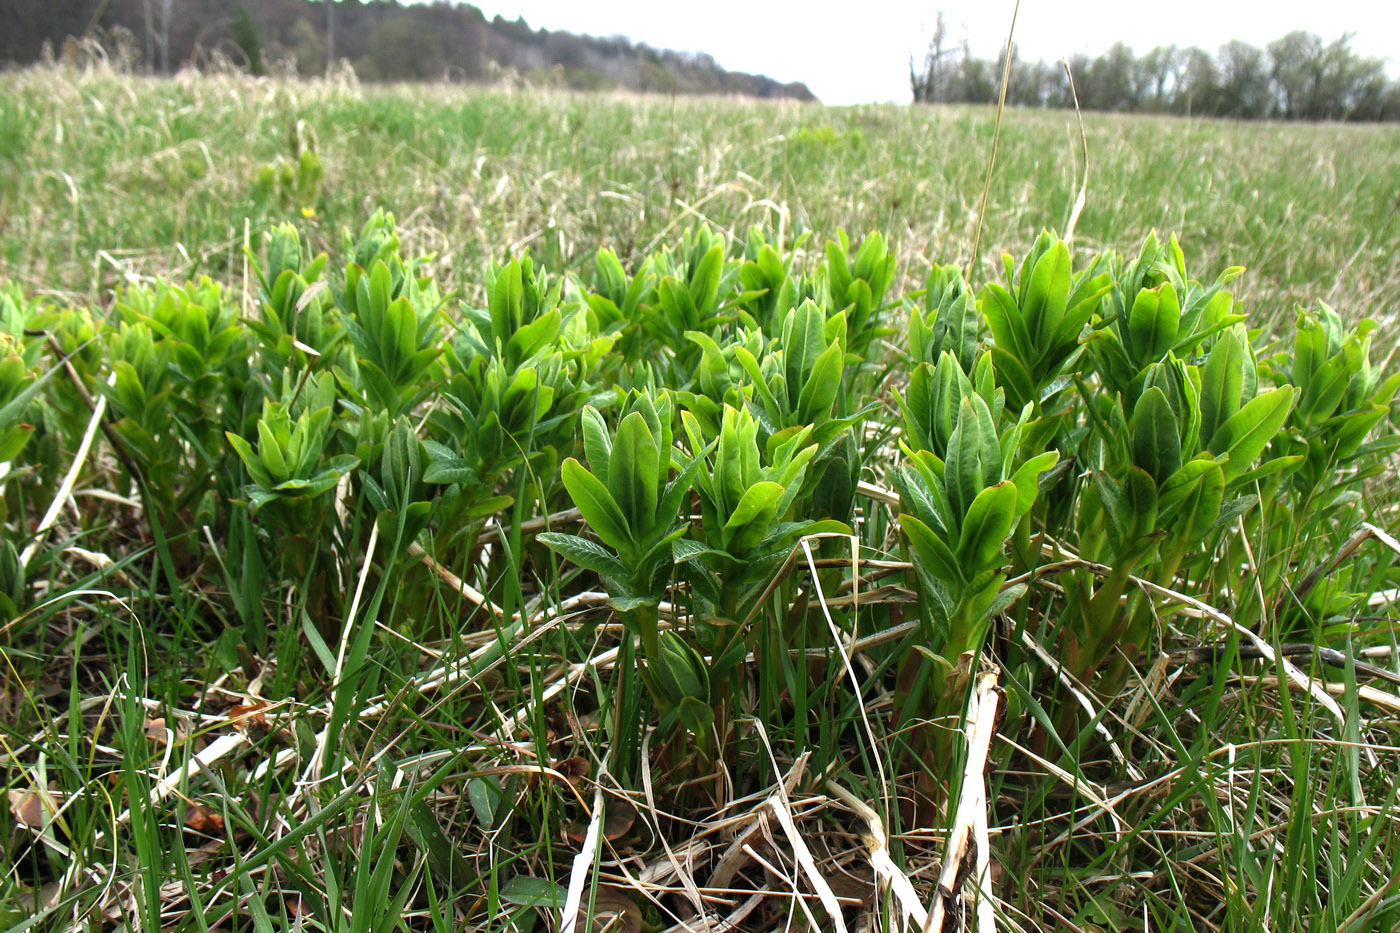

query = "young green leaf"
[[610, 412, 660, 535], [723, 481, 784, 532], [1199, 326, 1249, 443], [1127, 282, 1181, 362], [899, 513, 964, 587], [1206, 386, 1296, 482], [955, 481, 1018, 572], [560, 457, 632, 554], [1156, 459, 1225, 539], [1131, 387, 1182, 484], [538, 532, 629, 582]]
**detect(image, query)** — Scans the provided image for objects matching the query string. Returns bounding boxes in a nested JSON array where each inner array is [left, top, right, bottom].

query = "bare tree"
[[910, 12, 954, 103], [157, 0, 172, 73], [141, 0, 154, 70]]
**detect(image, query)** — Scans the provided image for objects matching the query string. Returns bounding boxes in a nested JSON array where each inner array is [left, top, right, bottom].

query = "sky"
[[460, 0, 1400, 105]]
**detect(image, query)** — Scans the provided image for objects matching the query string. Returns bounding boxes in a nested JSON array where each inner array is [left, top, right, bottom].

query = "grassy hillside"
[[2, 64, 1399, 933], [3, 66, 1397, 329]]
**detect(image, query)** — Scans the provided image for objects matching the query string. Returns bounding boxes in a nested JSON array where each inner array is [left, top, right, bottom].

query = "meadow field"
[[4, 67, 1398, 321], [2, 62, 1399, 932]]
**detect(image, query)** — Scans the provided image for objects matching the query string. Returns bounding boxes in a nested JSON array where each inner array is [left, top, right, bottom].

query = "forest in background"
[[0, 0, 817, 101], [911, 18, 1400, 121]]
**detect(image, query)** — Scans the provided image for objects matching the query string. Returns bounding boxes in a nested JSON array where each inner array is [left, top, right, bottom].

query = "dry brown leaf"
[[555, 756, 591, 786], [578, 887, 644, 933], [564, 799, 635, 846], [226, 700, 270, 730], [183, 802, 225, 834], [144, 717, 168, 744], [144, 715, 193, 749], [8, 788, 57, 828]]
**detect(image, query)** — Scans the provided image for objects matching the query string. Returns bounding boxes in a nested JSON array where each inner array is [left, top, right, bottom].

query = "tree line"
[[0, 0, 816, 101], [911, 21, 1399, 122]]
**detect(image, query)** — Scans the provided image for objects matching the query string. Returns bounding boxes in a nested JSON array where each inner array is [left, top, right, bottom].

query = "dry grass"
[[2, 63, 1397, 335]]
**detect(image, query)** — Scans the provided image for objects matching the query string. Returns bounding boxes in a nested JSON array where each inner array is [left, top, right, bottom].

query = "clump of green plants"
[[3, 212, 1398, 933], [253, 120, 326, 217]]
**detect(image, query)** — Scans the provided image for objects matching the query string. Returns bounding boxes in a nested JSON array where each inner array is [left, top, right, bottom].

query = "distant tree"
[[1010, 58, 1056, 108], [1041, 60, 1076, 110], [1058, 53, 1093, 107], [1344, 56, 1393, 121], [325, 0, 335, 75], [1313, 35, 1386, 119], [157, 0, 172, 73], [284, 17, 325, 76], [1216, 40, 1270, 118], [141, 0, 155, 69], [1381, 84, 1400, 122], [1081, 42, 1136, 111], [545, 31, 587, 70], [363, 16, 444, 82], [1268, 31, 1323, 119], [638, 57, 677, 94], [1175, 47, 1219, 115], [944, 42, 995, 103], [910, 12, 952, 103], [232, 6, 265, 75], [1136, 45, 1180, 111], [905, 19, 1398, 122], [990, 44, 1018, 103]]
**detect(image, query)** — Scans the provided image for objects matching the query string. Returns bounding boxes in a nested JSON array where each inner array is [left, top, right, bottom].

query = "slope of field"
[[2, 65, 1397, 335]]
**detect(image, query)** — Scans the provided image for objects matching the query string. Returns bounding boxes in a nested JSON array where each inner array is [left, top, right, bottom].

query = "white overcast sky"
[[460, 0, 1400, 105]]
